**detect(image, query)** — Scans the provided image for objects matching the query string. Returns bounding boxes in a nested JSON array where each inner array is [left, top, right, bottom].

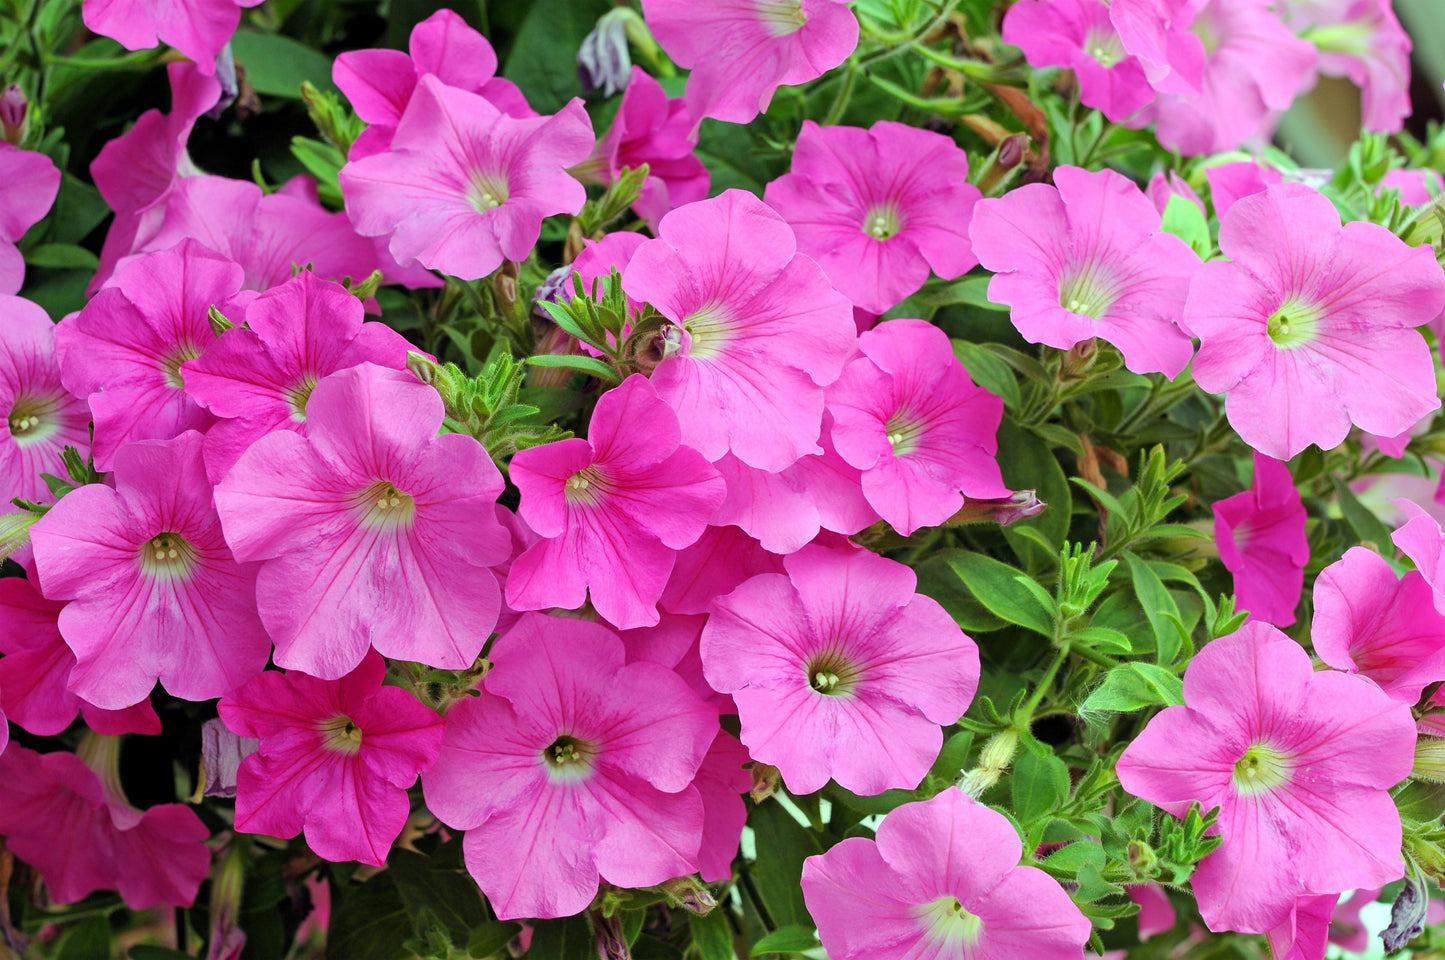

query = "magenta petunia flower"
[[1266, 895, 1335, 960], [621, 190, 856, 471], [1, 295, 90, 510], [1205, 158, 1283, 218], [693, 731, 752, 883], [1187, 184, 1445, 460], [56, 239, 240, 471], [82, 0, 259, 75], [1312, 546, 1445, 703], [506, 374, 725, 630], [1281, 0, 1412, 134], [764, 120, 981, 315], [802, 789, 1093, 960], [214, 363, 510, 680], [29, 431, 270, 709], [183, 270, 414, 482], [1213, 451, 1308, 626], [826, 319, 1008, 536], [1115, 622, 1416, 933], [701, 543, 979, 795], [422, 612, 717, 920], [659, 524, 785, 616], [1393, 497, 1445, 613], [0, 145, 61, 295], [971, 165, 1200, 377], [1003, 0, 1156, 122], [340, 76, 593, 283], [219, 650, 445, 867], [641, 0, 859, 129]]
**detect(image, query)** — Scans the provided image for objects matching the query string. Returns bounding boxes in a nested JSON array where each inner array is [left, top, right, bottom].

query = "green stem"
[[43, 48, 160, 71], [1018, 643, 1070, 724], [820, 61, 858, 126]]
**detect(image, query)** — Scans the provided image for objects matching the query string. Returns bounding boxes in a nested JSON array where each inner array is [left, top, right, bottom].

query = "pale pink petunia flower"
[[827, 319, 1008, 536], [1381, 168, 1443, 207], [183, 270, 414, 482], [1205, 158, 1283, 218], [29, 431, 270, 709], [340, 76, 593, 282], [658, 524, 785, 616], [970, 165, 1200, 377], [641, 0, 859, 130], [692, 731, 752, 883], [1115, 622, 1416, 933], [802, 789, 1093, 960], [506, 374, 725, 630], [1187, 183, 1444, 460], [0, 145, 60, 296], [1003, 0, 1156, 122], [1266, 895, 1335, 960], [1, 295, 90, 510], [1392, 497, 1445, 613], [1129, 884, 1178, 940], [1146, 169, 1205, 215], [1281, 0, 1412, 134], [621, 189, 856, 471], [214, 363, 511, 680], [219, 650, 445, 867], [1213, 451, 1309, 626], [82, 0, 259, 75], [422, 612, 717, 920], [764, 120, 981, 315], [701, 543, 979, 795]]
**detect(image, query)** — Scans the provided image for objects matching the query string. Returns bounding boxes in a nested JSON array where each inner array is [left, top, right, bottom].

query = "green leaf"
[[750, 925, 819, 956], [501, 0, 611, 114], [528, 915, 595, 960], [928, 275, 1009, 311], [1044, 841, 1107, 875], [996, 419, 1072, 567], [290, 136, 346, 204], [1075, 862, 1125, 902], [1124, 552, 1183, 669], [47, 173, 110, 245], [1159, 193, 1212, 259], [25, 243, 99, 270], [59, 918, 110, 960], [952, 339, 1020, 410], [231, 31, 339, 98], [915, 554, 1008, 633], [468, 921, 522, 958], [525, 353, 622, 383], [1330, 474, 1394, 552], [689, 908, 734, 960], [748, 801, 822, 929], [1080, 663, 1184, 714], [388, 847, 487, 949], [1012, 748, 1070, 825], [328, 874, 414, 960], [941, 551, 1056, 636], [694, 118, 782, 195], [128, 949, 193, 960]]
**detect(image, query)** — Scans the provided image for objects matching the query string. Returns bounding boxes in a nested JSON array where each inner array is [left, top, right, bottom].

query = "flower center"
[[1084, 28, 1124, 67], [863, 205, 902, 240], [357, 480, 417, 529], [7, 394, 59, 446], [543, 734, 595, 782], [1266, 297, 1321, 349], [564, 466, 605, 506], [286, 375, 318, 422], [468, 171, 510, 213], [139, 531, 197, 580], [884, 411, 927, 457], [681, 301, 733, 361], [1191, 7, 1222, 55], [805, 648, 862, 697], [161, 343, 203, 390], [916, 895, 984, 949], [318, 714, 364, 755], [1058, 261, 1119, 320], [1232, 743, 1291, 795], [756, 0, 806, 36]]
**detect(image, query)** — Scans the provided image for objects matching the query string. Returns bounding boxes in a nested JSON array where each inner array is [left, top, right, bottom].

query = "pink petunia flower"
[[1393, 497, 1445, 612], [1115, 622, 1416, 933], [1186, 184, 1445, 460], [970, 165, 1200, 377], [182, 270, 414, 482], [219, 650, 445, 867], [422, 612, 717, 920], [56, 239, 241, 470], [340, 76, 593, 282], [621, 190, 856, 471], [1281, 0, 1412, 134], [214, 363, 511, 680], [29, 431, 270, 709], [1205, 158, 1283, 218], [641, 0, 859, 129], [1003, 0, 1156, 122], [826, 319, 1008, 536], [1213, 451, 1309, 626], [506, 374, 725, 630], [0, 145, 61, 295], [701, 543, 979, 795], [1, 295, 90, 510], [802, 789, 1093, 960], [82, 0, 259, 75], [334, 8, 533, 162], [763, 120, 981, 315], [1266, 895, 1335, 960], [693, 731, 752, 883], [1312, 546, 1445, 703], [658, 524, 785, 616], [1146, 169, 1206, 215]]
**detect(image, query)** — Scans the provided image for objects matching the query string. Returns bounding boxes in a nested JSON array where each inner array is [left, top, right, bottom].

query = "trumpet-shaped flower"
[[659, 524, 784, 615], [1003, 0, 1156, 122], [1, 295, 89, 510], [29, 431, 270, 708], [971, 165, 1200, 377], [802, 789, 1093, 960], [1187, 184, 1444, 460], [764, 120, 981, 315], [219, 651, 445, 867], [701, 544, 979, 795], [0, 145, 61, 295], [1115, 622, 1416, 933], [1213, 451, 1308, 626], [214, 363, 510, 680], [82, 0, 259, 76], [1280, 0, 1412, 134], [340, 76, 593, 282], [827, 319, 1008, 536], [422, 613, 717, 920], [1393, 498, 1445, 612], [621, 190, 856, 471], [507, 374, 725, 630]]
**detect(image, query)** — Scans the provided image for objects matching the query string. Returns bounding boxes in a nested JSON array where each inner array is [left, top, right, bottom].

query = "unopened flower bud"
[[533, 264, 573, 318], [348, 269, 384, 303], [0, 510, 39, 563], [660, 876, 717, 915], [589, 908, 629, 960], [206, 843, 248, 960], [208, 304, 236, 336], [1, 84, 27, 144], [1126, 840, 1157, 877], [1413, 737, 1445, 783], [958, 729, 1017, 798], [945, 490, 1047, 527], [578, 8, 633, 98], [210, 45, 239, 119], [1059, 338, 1098, 379], [200, 718, 259, 799], [749, 763, 781, 803]]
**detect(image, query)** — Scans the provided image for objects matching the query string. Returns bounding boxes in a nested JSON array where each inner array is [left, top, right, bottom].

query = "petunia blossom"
[[801, 788, 1093, 960], [1280, 0, 1412, 134], [422, 612, 717, 920], [219, 650, 445, 867], [1205, 158, 1283, 218], [1213, 451, 1308, 626], [701, 543, 979, 795], [1115, 621, 1416, 933], [1186, 184, 1445, 460], [658, 524, 785, 615], [214, 363, 511, 680], [0, 144, 61, 295], [621, 189, 856, 471], [1, 295, 90, 510], [640, 0, 859, 130], [340, 76, 593, 282], [1266, 895, 1336, 960], [29, 431, 270, 708], [970, 165, 1200, 377], [1003, 0, 1156, 122], [827, 319, 1009, 536], [82, 0, 259, 76], [506, 374, 725, 630]]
